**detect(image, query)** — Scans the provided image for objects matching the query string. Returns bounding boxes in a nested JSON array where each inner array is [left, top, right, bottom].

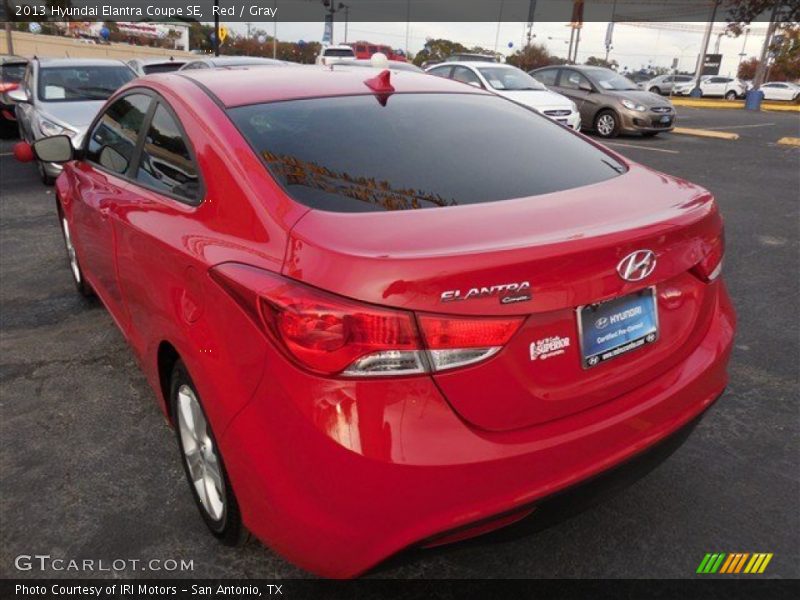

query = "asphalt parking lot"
[[1, 107, 798, 579]]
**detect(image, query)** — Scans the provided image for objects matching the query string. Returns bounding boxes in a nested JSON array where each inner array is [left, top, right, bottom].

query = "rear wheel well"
[[157, 342, 181, 422]]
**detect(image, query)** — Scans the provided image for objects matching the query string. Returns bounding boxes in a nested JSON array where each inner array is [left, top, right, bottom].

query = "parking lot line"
[[704, 123, 775, 130], [672, 127, 740, 140], [777, 137, 800, 147], [604, 142, 680, 154]]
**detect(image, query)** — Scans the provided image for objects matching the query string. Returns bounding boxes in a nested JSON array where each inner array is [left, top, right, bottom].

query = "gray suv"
[[9, 58, 135, 183], [530, 65, 676, 138]]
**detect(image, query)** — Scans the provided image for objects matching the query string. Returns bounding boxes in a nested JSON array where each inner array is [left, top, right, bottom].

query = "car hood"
[[605, 89, 674, 108], [40, 100, 105, 130], [496, 89, 573, 111]]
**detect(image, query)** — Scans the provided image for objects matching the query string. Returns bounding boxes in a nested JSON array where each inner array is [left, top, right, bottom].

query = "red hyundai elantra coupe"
[[15, 66, 735, 577]]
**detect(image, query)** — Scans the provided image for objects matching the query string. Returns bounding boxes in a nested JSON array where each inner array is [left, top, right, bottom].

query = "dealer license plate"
[[660, 115, 672, 123], [577, 288, 659, 369]]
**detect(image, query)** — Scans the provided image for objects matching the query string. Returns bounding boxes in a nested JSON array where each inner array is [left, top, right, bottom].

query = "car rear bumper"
[[220, 281, 735, 578]]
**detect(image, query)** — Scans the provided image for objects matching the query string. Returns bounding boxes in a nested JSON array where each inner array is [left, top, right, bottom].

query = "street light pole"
[[213, 0, 220, 57], [752, 2, 780, 90]]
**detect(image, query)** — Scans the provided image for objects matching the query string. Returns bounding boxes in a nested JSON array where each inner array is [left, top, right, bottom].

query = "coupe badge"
[[617, 250, 656, 282]]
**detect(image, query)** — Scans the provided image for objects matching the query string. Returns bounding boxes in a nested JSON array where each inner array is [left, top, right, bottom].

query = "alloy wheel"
[[596, 114, 616, 137], [176, 384, 226, 522]]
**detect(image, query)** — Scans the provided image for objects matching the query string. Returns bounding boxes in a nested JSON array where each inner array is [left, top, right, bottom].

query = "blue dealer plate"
[[578, 288, 659, 369]]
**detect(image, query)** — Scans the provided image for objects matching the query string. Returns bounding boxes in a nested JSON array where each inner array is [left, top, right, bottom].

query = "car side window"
[[560, 70, 590, 91], [136, 103, 200, 202], [451, 66, 482, 87], [86, 93, 152, 175], [428, 66, 452, 79], [532, 69, 557, 86]]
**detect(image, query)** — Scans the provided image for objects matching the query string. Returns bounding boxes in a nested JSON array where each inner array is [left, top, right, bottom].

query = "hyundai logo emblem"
[[617, 250, 657, 282]]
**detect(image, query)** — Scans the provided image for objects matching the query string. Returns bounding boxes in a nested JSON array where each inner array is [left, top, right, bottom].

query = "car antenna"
[[363, 69, 394, 106]]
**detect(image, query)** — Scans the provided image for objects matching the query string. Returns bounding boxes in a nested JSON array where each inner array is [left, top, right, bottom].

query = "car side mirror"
[[32, 135, 74, 163], [7, 87, 30, 103], [579, 82, 593, 93]]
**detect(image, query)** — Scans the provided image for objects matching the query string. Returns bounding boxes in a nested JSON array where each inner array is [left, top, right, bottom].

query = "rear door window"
[[230, 93, 625, 213], [451, 66, 482, 87], [532, 68, 558, 86], [135, 104, 201, 202]]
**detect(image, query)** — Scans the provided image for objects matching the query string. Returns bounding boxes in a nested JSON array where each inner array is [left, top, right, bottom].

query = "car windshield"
[[38, 66, 134, 102], [230, 93, 624, 213], [588, 69, 639, 91], [477, 67, 546, 91]]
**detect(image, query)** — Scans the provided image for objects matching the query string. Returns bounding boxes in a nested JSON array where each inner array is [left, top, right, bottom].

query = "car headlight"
[[39, 118, 76, 138], [621, 99, 647, 112], [570, 101, 578, 112]]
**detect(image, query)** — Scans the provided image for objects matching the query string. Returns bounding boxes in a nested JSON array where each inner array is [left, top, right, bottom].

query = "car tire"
[[649, 87, 661, 95], [38, 161, 55, 186], [57, 205, 95, 298], [725, 90, 738, 101], [171, 361, 247, 546], [594, 110, 619, 138]]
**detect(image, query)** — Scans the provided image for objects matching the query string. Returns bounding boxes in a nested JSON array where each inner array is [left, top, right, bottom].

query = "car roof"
[[36, 58, 130, 67], [201, 56, 286, 66], [0, 55, 28, 65], [173, 65, 490, 107], [433, 61, 515, 69], [131, 57, 187, 65]]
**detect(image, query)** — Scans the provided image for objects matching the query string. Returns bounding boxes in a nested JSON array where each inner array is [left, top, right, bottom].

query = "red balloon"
[[13, 141, 35, 163]]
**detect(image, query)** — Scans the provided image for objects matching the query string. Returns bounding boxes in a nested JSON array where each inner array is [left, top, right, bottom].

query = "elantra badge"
[[441, 281, 531, 304], [617, 250, 656, 282]]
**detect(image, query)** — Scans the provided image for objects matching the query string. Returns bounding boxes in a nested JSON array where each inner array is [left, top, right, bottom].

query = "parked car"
[[332, 58, 424, 73], [531, 65, 676, 137], [759, 81, 800, 102], [315, 44, 356, 66], [673, 76, 747, 100], [644, 73, 695, 95], [624, 72, 652, 89], [127, 57, 187, 76], [444, 53, 499, 63], [180, 56, 288, 70], [14, 65, 734, 577], [0, 55, 28, 137], [428, 62, 580, 130], [9, 58, 135, 183]]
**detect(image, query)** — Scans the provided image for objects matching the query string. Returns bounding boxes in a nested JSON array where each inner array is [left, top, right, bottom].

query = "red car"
[[15, 66, 735, 578]]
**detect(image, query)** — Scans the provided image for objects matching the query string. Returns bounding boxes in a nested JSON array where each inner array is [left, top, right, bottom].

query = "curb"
[[670, 98, 800, 113], [672, 127, 740, 140]]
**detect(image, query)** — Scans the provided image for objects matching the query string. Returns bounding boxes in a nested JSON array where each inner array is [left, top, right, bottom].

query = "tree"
[[726, 0, 799, 35], [738, 26, 800, 81], [412, 38, 468, 66], [505, 42, 564, 72], [585, 56, 619, 69]]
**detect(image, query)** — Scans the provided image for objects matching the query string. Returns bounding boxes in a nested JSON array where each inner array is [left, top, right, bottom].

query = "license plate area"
[[577, 287, 659, 369], [660, 115, 672, 123]]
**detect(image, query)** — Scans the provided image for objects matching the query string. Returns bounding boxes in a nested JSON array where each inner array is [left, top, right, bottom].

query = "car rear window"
[[1, 62, 27, 83], [229, 93, 625, 213], [142, 63, 184, 75]]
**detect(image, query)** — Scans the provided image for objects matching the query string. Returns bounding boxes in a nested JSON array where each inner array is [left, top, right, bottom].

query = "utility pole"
[[752, 2, 781, 90], [493, 0, 505, 54], [273, 1, 278, 59], [690, 0, 720, 97], [213, 0, 220, 56], [5, 22, 13, 56], [405, 0, 411, 55], [737, 26, 750, 71], [525, 0, 537, 48], [340, 3, 349, 44]]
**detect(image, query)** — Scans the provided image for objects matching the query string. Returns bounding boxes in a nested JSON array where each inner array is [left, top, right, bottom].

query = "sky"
[[227, 21, 771, 76]]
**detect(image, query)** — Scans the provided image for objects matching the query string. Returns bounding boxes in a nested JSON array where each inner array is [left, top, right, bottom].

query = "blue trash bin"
[[745, 89, 764, 111]]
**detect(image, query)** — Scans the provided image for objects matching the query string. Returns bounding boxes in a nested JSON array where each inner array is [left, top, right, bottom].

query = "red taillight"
[[693, 232, 724, 282], [418, 315, 523, 349], [210, 263, 522, 377]]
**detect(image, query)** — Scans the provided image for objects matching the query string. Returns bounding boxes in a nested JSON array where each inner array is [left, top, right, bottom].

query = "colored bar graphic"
[[702, 552, 774, 574]]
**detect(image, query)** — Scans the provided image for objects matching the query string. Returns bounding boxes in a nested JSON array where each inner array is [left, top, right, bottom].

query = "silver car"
[[643, 74, 695, 96], [127, 57, 187, 76], [9, 58, 135, 184]]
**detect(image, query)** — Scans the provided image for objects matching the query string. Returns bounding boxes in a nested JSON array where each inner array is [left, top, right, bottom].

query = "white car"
[[759, 81, 800, 102], [426, 62, 581, 130], [673, 76, 747, 100], [315, 45, 356, 66]]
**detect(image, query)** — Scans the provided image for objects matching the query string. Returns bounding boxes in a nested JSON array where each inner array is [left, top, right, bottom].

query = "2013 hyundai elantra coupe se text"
[[15, 66, 735, 578]]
